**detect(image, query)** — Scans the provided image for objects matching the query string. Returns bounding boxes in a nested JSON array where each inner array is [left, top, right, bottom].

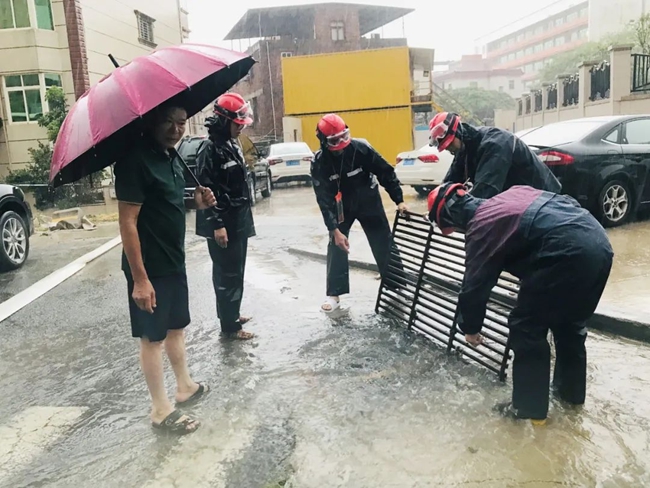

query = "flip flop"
[[152, 410, 200, 435], [321, 297, 340, 313], [176, 383, 209, 407]]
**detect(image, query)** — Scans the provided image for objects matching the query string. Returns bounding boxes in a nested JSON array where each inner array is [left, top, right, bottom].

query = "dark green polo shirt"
[[114, 138, 186, 278]]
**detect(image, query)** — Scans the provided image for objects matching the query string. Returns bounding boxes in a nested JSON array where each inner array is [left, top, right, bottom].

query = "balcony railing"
[[533, 90, 543, 112], [563, 75, 579, 106], [525, 96, 531, 114], [632, 53, 650, 92], [546, 83, 558, 109], [590, 61, 611, 100], [517, 99, 523, 116]]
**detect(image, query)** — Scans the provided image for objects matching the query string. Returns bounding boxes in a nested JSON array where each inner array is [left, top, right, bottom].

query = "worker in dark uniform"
[[311, 113, 408, 313], [427, 182, 614, 423], [196, 93, 256, 340], [429, 112, 561, 199]]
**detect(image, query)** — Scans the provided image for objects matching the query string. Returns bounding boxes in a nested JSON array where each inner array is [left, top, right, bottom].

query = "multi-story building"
[[434, 54, 525, 98], [0, 0, 190, 177], [478, 1, 589, 89], [223, 3, 414, 143]]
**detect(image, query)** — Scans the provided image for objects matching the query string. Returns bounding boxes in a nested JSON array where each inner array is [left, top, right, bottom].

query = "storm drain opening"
[[376, 212, 519, 381]]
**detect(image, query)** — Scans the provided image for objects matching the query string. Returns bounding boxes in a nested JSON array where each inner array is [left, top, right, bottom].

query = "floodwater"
[[0, 186, 649, 487]]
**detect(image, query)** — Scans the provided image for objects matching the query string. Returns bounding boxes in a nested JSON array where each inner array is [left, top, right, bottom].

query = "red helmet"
[[316, 114, 351, 151], [427, 182, 467, 235], [429, 112, 460, 152], [214, 92, 253, 126]]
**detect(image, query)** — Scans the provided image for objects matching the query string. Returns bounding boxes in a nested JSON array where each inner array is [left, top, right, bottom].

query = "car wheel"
[[261, 172, 272, 198], [598, 179, 632, 227], [248, 177, 257, 207], [0, 211, 30, 271], [414, 186, 431, 197]]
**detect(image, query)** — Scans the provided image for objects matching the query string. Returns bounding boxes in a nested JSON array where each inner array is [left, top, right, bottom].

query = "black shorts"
[[126, 273, 190, 342]]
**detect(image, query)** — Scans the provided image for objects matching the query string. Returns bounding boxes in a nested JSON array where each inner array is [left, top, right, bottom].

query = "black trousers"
[[207, 237, 248, 334], [326, 209, 398, 297], [507, 252, 612, 419]]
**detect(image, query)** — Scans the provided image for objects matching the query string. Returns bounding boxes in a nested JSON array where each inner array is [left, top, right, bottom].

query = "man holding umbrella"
[[49, 45, 256, 434], [115, 101, 216, 434]]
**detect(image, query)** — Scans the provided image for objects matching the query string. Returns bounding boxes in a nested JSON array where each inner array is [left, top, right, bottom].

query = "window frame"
[[0, 0, 32, 30], [621, 118, 650, 145], [34, 0, 54, 31], [2, 72, 62, 124], [330, 21, 345, 41], [135, 10, 157, 48]]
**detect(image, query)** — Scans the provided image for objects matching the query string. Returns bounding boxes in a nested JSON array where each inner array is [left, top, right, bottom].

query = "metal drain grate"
[[376, 212, 519, 381]]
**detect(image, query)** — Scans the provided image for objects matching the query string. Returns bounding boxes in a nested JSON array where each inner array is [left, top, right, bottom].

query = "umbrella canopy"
[[50, 43, 255, 187]]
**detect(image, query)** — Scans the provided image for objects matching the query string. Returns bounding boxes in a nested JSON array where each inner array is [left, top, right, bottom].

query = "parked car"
[[0, 184, 34, 271], [176, 134, 272, 209], [265, 142, 314, 184], [518, 115, 650, 227], [394, 143, 454, 196]]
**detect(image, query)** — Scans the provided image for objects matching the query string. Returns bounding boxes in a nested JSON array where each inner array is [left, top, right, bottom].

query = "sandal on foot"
[[152, 410, 200, 435], [176, 383, 209, 407], [321, 297, 340, 313], [222, 330, 255, 341]]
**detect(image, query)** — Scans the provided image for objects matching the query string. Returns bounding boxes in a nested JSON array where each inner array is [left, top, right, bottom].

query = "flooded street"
[[1, 186, 650, 487]]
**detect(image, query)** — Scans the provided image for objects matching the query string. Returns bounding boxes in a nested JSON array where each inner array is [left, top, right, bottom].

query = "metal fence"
[[547, 83, 558, 109], [632, 53, 650, 92], [533, 90, 543, 112], [590, 62, 611, 100], [562, 75, 579, 106], [375, 212, 518, 381]]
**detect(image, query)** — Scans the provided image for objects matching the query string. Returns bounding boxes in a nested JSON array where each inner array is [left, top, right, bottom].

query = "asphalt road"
[[1, 186, 650, 487]]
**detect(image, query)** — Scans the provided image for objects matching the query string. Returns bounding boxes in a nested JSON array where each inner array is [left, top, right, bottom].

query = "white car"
[[266, 142, 314, 184], [394, 144, 454, 196]]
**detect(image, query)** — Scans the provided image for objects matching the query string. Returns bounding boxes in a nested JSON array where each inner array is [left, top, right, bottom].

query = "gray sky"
[[187, 0, 564, 62]]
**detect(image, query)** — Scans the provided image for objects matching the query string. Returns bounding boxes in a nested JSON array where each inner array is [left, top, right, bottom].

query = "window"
[[534, 26, 544, 35], [567, 12, 578, 22], [579, 28, 588, 38], [534, 61, 544, 71], [525, 47, 533, 56], [509, 80, 515, 90], [604, 128, 620, 143], [35, 0, 53, 30], [331, 21, 344, 41], [571, 31, 579, 41], [545, 40, 554, 49], [516, 33, 524, 42], [516, 50, 524, 59], [624, 119, 650, 144], [555, 36, 565, 46], [3, 72, 61, 123], [0, 0, 30, 29], [555, 17, 564, 27], [135, 11, 156, 47], [580, 7, 588, 18], [508, 53, 515, 61]]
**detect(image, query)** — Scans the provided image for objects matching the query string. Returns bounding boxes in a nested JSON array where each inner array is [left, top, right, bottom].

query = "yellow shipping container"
[[300, 107, 412, 164], [282, 47, 412, 115]]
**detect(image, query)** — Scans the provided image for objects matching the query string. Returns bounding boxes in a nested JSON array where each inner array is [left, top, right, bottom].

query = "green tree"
[[2, 87, 100, 209], [538, 29, 636, 83], [634, 13, 650, 54], [435, 86, 515, 124]]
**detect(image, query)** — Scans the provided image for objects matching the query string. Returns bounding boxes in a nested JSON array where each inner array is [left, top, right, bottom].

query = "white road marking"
[[0, 406, 86, 484], [0, 236, 121, 323], [142, 415, 255, 488]]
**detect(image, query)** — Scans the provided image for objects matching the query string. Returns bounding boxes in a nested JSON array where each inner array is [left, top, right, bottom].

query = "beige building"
[[0, 0, 189, 177]]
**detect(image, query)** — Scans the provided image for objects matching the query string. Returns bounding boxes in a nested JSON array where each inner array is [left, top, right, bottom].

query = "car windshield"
[[519, 120, 604, 147], [270, 143, 311, 156], [177, 138, 206, 161]]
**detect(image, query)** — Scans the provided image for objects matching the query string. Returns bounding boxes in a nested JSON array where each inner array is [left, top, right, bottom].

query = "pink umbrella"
[[50, 43, 255, 187]]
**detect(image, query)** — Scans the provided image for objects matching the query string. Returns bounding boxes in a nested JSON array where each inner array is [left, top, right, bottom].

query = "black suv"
[[0, 184, 34, 271], [176, 134, 272, 210]]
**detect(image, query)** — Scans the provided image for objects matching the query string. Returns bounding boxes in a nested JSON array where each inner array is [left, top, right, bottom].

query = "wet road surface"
[[1, 186, 650, 487]]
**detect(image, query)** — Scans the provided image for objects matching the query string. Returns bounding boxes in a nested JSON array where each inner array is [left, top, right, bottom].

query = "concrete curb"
[[0, 236, 122, 324], [288, 247, 650, 345]]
